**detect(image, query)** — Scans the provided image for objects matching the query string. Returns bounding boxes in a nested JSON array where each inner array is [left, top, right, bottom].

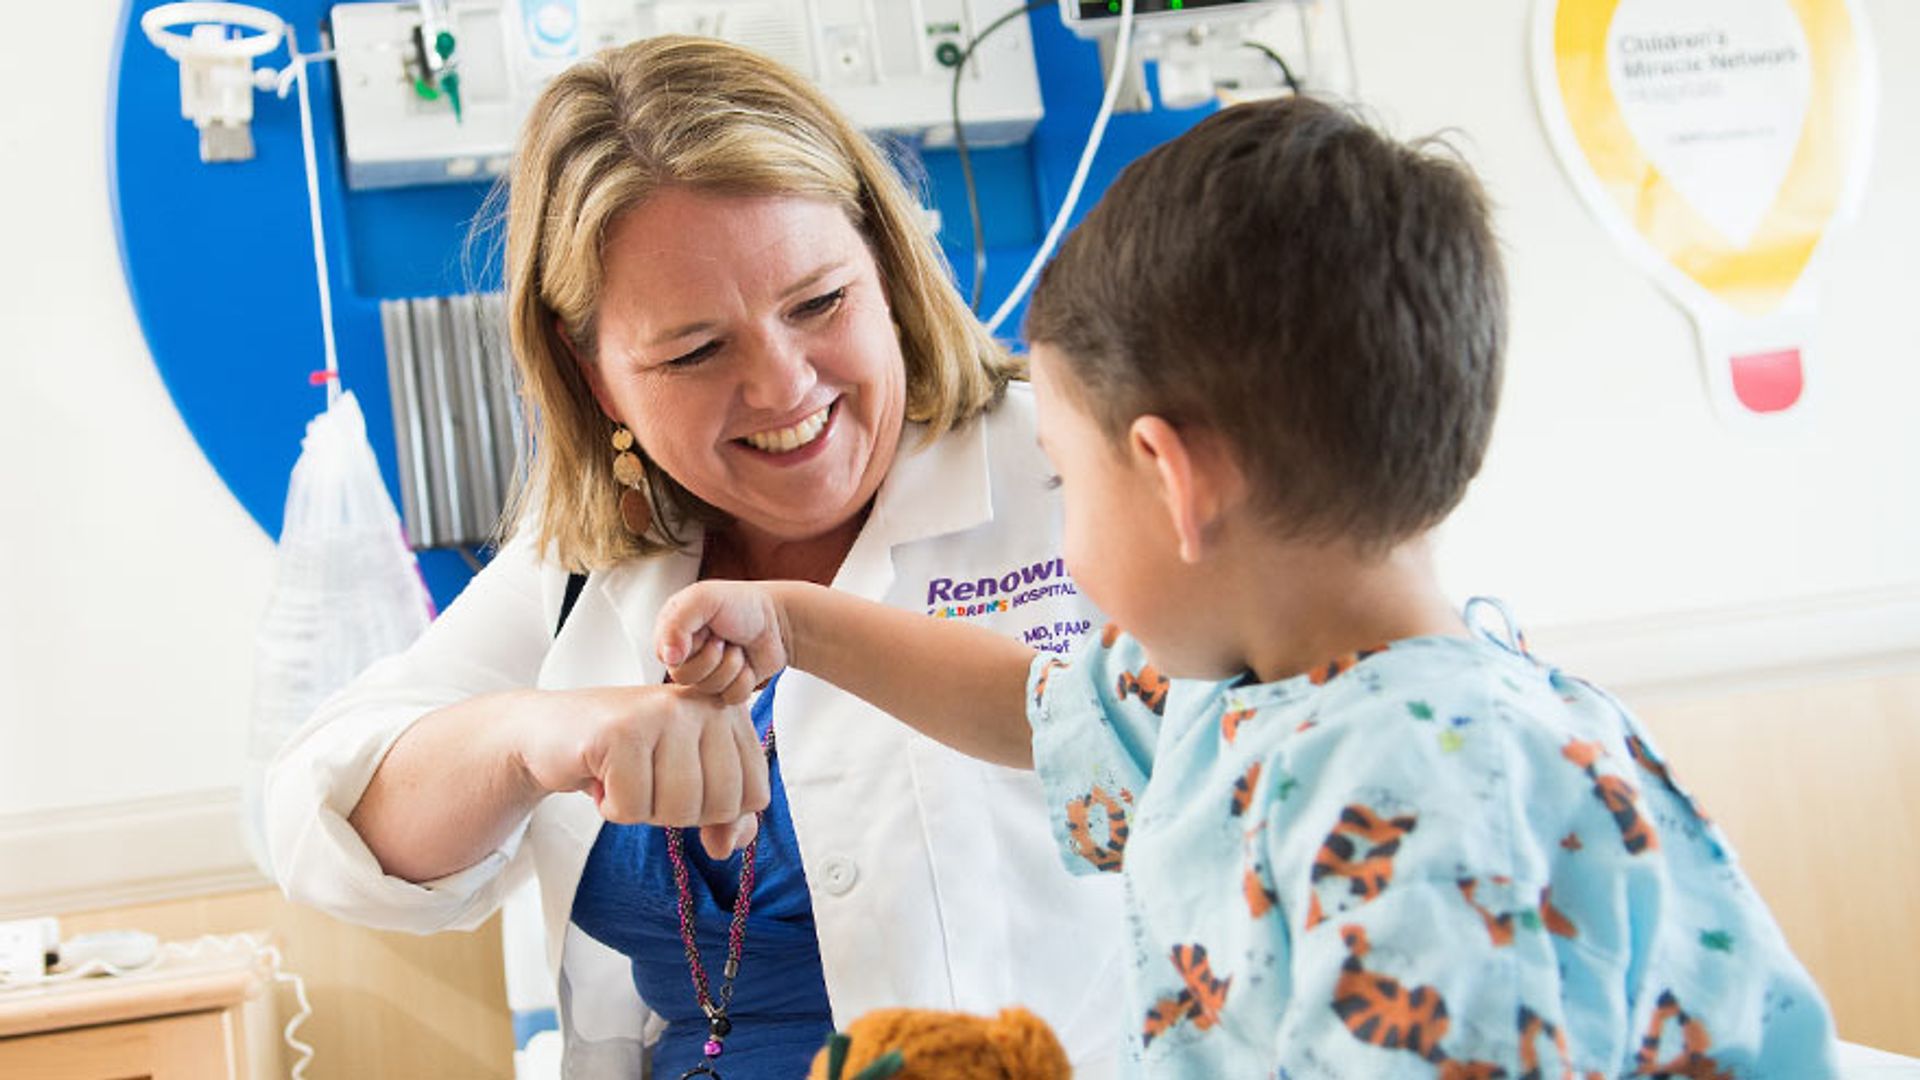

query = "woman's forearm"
[[347, 683, 769, 881], [773, 582, 1039, 768], [347, 690, 550, 883]]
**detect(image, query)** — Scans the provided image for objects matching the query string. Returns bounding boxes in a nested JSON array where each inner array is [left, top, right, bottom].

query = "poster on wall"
[[1531, 0, 1876, 427]]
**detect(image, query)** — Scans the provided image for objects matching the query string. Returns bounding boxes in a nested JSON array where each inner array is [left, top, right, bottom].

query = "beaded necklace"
[[665, 724, 776, 1079]]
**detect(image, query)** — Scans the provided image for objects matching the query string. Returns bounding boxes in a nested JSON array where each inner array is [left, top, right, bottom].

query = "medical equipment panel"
[[331, 0, 1047, 189], [1061, 0, 1284, 38]]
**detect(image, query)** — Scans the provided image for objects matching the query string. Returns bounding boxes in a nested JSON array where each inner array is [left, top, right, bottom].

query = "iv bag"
[[244, 390, 434, 876]]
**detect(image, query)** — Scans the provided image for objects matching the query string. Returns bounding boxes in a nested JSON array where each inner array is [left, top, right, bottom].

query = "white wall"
[[0, 0, 1914, 911], [0, 0, 276, 883], [1390, 2, 1920, 639]]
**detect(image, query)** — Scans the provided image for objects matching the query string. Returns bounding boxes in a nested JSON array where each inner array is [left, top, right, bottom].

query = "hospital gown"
[[1027, 622, 1838, 1078]]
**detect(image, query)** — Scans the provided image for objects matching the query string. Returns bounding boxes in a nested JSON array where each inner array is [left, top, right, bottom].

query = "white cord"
[[274, 25, 342, 405], [254, 940, 318, 1080], [1336, 0, 1359, 96], [983, 0, 1137, 335], [157, 934, 317, 1080]]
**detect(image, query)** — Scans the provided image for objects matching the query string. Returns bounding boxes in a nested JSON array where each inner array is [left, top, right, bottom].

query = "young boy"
[[656, 97, 1838, 1077]]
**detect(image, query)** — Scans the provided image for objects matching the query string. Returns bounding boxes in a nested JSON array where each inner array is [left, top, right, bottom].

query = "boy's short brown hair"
[[1025, 96, 1506, 551]]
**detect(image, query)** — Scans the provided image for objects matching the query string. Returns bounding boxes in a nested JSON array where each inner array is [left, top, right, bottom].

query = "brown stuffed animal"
[[806, 1006, 1071, 1080]]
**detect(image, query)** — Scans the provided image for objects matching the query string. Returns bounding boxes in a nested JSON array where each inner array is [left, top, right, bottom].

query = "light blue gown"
[[1027, 610, 1839, 1078]]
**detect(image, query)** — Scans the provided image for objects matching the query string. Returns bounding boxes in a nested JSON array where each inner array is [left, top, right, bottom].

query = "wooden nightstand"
[[0, 939, 285, 1079]]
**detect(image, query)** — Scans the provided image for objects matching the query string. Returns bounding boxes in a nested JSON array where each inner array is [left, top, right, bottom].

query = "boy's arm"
[[657, 581, 1039, 768]]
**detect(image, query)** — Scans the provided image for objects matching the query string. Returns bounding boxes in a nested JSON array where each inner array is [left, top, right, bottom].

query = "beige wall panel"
[[1634, 672, 1920, 1057]]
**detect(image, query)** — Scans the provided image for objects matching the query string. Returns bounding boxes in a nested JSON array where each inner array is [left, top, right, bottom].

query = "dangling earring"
[[611, 425, 652, 536]]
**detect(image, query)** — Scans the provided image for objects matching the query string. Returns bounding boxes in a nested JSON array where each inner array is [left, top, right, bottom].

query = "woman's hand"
[[515, 685, 770, 835], [348, 683, 773, 877], [655, 581, 795, 704]]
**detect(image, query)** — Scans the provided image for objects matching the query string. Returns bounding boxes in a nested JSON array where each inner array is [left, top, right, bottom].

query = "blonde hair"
[[497, 35, 1017, 570]]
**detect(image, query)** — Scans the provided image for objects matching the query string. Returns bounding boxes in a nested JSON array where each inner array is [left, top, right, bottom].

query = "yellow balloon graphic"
[[1534, 0, 1875, 420]]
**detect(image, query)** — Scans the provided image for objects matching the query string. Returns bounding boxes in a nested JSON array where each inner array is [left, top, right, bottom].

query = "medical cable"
[[162, 934, 318, 1080], [984, 0, 1137, 336], [1336, 0, 1359, 96], [1244, 41, 1300, 94], [252, 936, 318, 1080], [949, 1, 1058, 313]]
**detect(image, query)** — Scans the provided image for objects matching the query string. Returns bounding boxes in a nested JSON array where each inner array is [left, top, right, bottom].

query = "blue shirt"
[[1027, 618, 1839, 1078], [571, 675, 833, 1076]]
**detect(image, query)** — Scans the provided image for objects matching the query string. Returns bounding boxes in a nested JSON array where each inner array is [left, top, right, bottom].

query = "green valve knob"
[[435, 30, 456, 61]]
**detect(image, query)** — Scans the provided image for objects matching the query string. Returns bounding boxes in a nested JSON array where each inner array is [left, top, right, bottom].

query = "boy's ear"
[[1128, 416, 1243, 564]]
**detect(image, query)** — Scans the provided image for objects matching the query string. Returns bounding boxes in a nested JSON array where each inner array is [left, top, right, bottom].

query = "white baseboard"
[[1525, 585, 1920, 705], [0, 788, 268, 921]]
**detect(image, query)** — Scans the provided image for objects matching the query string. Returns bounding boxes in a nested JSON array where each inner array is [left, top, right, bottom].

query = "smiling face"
[[584, 188, 907, 548]]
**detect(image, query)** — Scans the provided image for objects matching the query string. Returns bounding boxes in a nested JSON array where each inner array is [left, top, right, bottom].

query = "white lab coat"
[[266, 385, 1126, 1077]]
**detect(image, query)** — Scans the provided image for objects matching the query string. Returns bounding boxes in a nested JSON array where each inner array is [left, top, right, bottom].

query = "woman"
[[266, 35, 1123, 1078]]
